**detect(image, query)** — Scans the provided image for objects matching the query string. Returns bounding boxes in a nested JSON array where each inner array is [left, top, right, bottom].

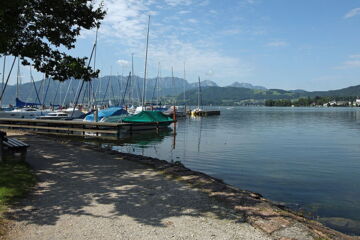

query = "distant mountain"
[[189, 80, 218, 88], [289, 89, 307, 93], [228, 82, 267, 90], [4, 74, 360, 106]]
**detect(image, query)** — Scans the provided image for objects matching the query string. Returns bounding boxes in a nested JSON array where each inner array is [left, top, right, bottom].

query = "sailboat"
[[190, 77, 220, 117], [0, 59, 49, 119], [191, 76, 203, 116], [164, 65, 187, 118], [121, 15, 175, 131]]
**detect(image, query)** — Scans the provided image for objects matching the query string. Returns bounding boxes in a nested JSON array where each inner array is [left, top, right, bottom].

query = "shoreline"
[[2, 130, 360, 240]]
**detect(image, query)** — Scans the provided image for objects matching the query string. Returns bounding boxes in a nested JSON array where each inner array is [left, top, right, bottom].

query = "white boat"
[[190, 107, 203, 116], [61, 108, 85, 119], [0, 108, 46, 119], [36, 112, 70, 120], [164, 106, 187, 118], [36, 108, 85, 120]]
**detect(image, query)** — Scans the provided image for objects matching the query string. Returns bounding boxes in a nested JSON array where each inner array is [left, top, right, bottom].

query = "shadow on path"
[[7, 134, 243, 228]]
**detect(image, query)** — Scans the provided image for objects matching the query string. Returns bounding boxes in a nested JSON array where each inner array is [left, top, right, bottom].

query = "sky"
[[3, 0, 360, 91]]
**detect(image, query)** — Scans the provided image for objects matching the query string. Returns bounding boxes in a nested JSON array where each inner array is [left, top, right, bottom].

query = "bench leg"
[[3, 149, 28, 162], [19, 149, 27, 162]]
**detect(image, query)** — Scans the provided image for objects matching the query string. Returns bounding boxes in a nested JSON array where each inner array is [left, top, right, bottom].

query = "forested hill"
[[177, 87, 299, 105], [307, 85, 360, 97], [177, 85, 360, 105]]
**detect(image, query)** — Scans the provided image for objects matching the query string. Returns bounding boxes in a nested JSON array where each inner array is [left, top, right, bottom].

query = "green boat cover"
[[122, 111, 173, 123]]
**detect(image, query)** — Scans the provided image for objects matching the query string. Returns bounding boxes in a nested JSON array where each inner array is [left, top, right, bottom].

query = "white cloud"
[[80, 0, 254, 85], [198, 0, 209, 7], [337, 55, 360, 69], [117, 59, 130, 66], [349, 54, 360, 59], [149, 39, 254, 82], [339, 60, 360, 68], [267, 40, 288, 47], [164, 0, 193, 7], [246, 0, 259, 4], [178, 10, 190, 14], [344, 8, 360, 19], [205, 70, 214, 76], [188, 18, 198, 24], [209, 9, 217, 15], [221, 28, 242, 35]]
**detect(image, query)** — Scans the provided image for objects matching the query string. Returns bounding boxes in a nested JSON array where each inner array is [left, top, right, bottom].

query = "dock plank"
[[0, 124, 119, 134]]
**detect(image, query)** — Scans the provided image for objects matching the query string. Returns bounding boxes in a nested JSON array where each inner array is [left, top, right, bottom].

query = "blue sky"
[[6, 0, 360, 91]]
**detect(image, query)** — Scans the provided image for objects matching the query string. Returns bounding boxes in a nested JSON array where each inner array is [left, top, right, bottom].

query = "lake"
[[110, 107, 360, 235]]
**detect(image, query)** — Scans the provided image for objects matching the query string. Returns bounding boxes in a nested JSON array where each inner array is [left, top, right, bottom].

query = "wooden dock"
[[0, 118, 175, 138]]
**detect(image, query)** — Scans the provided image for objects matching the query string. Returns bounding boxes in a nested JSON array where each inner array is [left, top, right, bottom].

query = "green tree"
[[0, 0, 105, 81]]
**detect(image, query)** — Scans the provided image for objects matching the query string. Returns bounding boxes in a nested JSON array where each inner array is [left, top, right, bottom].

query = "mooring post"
[[117, 125, 120, 138], [173, 105, 176, 121], [172, 123, 176, 149], [94, 107, 98, 122]]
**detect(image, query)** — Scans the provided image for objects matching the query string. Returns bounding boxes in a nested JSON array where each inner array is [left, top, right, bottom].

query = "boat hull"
[[190, 110, 220, 117], [0, 110, 44, 119], [121, 121, 173, 132]]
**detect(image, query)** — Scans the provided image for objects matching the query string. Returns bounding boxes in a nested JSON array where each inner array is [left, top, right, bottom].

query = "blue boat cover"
[[16, 98, 42, 108], [84, 107, 128, 121]]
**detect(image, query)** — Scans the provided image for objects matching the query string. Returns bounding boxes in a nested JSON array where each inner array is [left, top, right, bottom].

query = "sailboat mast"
[[93, 26, 98, 106], [63, 78, 73, 106], [130, 53, 134, 105], [16, 58, 20, 99], [197, 76, 201, 110], [142, 15, 151, 109], [2, 56, 5, 91], [183, 62, 186, 110], [157, 62, 160, 104], [171, 67, 175, 105], [1, 56, 6, 106]]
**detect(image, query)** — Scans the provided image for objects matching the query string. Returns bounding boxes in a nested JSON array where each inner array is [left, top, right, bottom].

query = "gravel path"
[[5, 133, 271, 240]]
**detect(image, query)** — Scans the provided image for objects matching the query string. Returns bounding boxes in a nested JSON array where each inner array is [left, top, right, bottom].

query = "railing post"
[[117, 125, 120, 138]]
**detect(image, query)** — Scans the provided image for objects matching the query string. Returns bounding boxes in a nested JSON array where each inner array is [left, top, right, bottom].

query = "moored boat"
[[83, 107, 128, 122], [36, 112, 70, 120], [122, 110, 174, 131], [0, 107, 46, 119]]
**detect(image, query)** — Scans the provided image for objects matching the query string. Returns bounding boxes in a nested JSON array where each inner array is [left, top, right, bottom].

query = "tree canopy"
[[0, 0, 105, 81]]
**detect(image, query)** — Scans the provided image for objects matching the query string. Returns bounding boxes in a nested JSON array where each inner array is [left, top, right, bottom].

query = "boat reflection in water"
[[104, 128, 174, 156]]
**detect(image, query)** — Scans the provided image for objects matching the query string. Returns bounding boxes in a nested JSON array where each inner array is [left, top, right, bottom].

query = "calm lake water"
[[109, 107, 360, 235]]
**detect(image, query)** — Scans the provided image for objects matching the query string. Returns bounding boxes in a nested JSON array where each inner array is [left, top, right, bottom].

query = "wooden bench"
[[0, 131, 29, 162]]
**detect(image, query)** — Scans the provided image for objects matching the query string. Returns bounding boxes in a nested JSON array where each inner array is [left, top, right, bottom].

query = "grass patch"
[[0, 161, 36, 237]]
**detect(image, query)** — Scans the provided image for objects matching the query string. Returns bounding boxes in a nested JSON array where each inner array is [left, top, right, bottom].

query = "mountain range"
[[1, 75, 360, 106], [227, 82, 267, 90]]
